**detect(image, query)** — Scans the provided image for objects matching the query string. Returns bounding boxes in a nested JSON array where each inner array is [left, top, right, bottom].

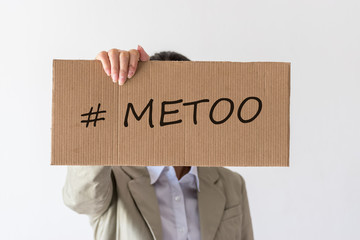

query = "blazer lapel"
[[122, 167, 163, 240], [198, 167, 226, 240]]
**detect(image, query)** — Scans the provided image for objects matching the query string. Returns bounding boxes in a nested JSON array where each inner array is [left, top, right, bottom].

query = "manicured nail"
[[105, 69, 111, 76]]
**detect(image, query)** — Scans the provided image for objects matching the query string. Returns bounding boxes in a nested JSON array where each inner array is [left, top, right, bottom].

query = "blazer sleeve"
[[62, 166, 114, 217], [238, 174, 254, 240]]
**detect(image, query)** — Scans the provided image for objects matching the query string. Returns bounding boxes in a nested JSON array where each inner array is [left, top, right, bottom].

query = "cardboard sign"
[[51, 60, 290, 166]]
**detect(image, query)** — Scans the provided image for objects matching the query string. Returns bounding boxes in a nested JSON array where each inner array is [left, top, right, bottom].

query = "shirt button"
[[174, 195, 181, 201], [178, 227, 185, 233]]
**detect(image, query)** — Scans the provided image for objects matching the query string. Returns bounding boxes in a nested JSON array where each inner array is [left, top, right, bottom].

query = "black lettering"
[[237, 97, 262, 123], [160, 99, 183, 126], [209, 98, 234, 124], [183, 99, 209, 125], [124, 99, 154, 128]]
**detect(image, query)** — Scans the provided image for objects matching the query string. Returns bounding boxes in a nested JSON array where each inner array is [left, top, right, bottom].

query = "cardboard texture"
[[52, 60, 290, 166]]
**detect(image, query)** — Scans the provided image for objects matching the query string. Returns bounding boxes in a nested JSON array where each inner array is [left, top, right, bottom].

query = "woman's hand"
[[95, 45, 150, 85]]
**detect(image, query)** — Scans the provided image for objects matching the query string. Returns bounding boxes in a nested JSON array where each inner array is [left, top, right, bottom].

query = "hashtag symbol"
[[81, 103, 107, 128]]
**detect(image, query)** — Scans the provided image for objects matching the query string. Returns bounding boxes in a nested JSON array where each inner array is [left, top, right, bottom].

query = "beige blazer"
[[63, 166, 254, 240]]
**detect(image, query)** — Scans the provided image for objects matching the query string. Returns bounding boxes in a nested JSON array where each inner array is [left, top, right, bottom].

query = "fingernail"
[[128, 71, 134, 78], [119, 74, 125, 85], [106, 69, 111, 76], [112, 74, 118, 83]]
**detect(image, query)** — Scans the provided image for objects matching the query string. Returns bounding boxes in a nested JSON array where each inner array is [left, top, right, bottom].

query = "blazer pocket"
[[221, 204, 242, 221]]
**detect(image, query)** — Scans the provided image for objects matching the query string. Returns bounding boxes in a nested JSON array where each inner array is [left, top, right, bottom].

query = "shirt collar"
[[146, 166, 200, 192], [147, 166, 166, 184]]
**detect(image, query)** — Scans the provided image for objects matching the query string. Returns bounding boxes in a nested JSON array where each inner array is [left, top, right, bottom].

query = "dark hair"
[[150, 51, 190, 61]]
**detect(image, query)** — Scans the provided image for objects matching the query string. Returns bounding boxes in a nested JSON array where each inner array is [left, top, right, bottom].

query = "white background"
[[0, 0, 359, 239]]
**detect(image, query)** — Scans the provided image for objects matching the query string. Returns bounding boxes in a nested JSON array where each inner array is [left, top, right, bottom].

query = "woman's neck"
[[173, 166, 191, 180]]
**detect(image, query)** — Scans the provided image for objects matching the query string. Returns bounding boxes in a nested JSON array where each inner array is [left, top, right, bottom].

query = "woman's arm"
[[62, 46, 150, 217], [62, 166, 114, 217]]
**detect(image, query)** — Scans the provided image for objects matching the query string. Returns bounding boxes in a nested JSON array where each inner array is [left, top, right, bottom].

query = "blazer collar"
[[121, 166, 163, 240], [197, 167, 226, 240], [121, 166, 148, 179]]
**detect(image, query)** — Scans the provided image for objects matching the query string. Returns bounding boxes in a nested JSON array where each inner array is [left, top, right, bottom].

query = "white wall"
[[0, 0, 359, 239]]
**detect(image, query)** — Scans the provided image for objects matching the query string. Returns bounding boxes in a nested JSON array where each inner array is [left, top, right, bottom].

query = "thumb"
[[137, 45, 150, 61]]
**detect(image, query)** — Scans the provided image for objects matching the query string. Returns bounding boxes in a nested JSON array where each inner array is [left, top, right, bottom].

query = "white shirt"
[[146, 166, 201, 240]]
